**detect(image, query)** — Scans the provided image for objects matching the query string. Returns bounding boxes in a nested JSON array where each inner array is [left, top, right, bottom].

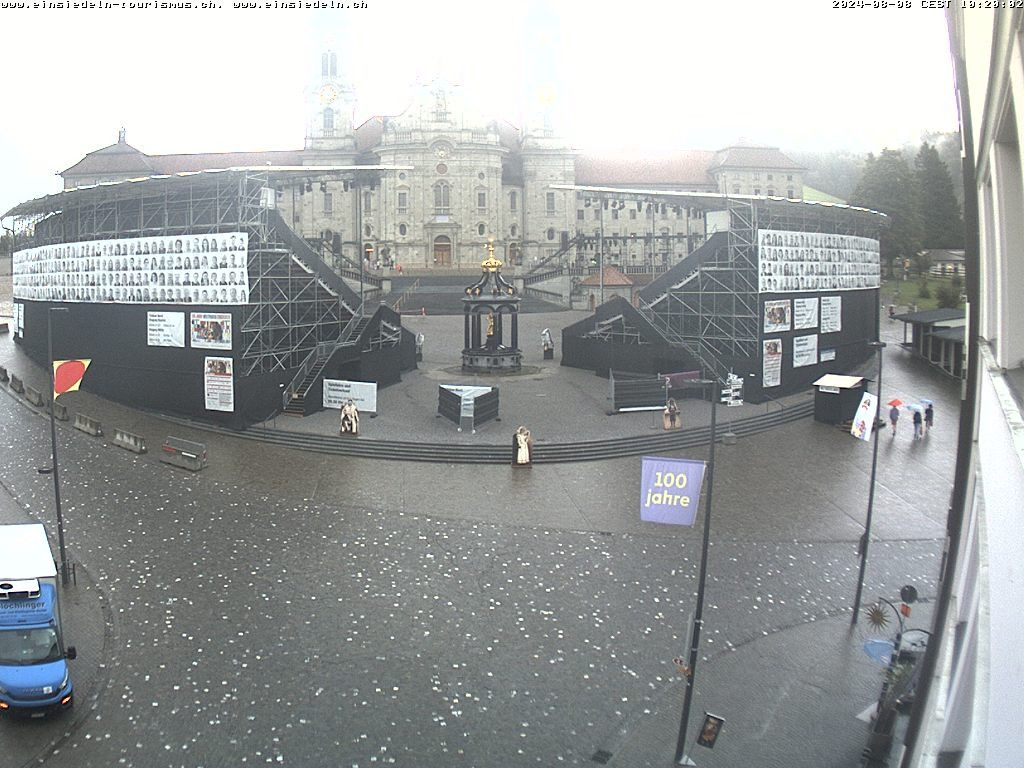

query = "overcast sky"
[[0, 0, 959, 218]]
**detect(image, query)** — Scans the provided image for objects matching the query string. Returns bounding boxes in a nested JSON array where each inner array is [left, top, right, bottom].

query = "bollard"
[[112, 427, 147, 454], [9, 375, 24, 394], [24, 386, 45, 407], [159, 436, 208, 471], [0, 366, 8, 384], [73, 413, 103, 437]]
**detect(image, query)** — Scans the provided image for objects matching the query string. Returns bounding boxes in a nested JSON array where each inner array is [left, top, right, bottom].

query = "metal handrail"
[[281, 346, 319, 409]]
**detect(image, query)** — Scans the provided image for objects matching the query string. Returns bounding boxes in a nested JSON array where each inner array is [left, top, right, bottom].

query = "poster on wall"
[[12, 232, 250, 305], [204, 356, 234, 412], [763, 338, 783, 388], [820, 348, 837, 362], [793, 334, 819, 368], [323, 379, 378, 413], [14, 302, 24, 337], [190, 312, 232, 350], [820, 296, 842, 333], [756, 229, 880, 293], [793, 297, 819, 330], [763, 300, 792, 333], [147, 312, 185, 347]]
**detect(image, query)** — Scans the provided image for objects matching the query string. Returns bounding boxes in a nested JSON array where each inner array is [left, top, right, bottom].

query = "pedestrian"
[[912, 408, 923, 440], [889, 404, 899, 437], [924, 403, 934, 435]]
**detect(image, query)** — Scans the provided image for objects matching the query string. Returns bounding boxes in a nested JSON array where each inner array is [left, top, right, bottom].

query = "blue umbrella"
[[906, 404, 924, 412], [863, 638, 895, 665], [920, 398, 934, 406]]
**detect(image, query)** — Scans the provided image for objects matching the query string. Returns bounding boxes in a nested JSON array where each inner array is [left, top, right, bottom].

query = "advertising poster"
[[639, 456, 706, 526], [12, 232, 250, 305], [191, 312, 232, 350], [792, 334, 819, 368], [204, 356, 234, 412], [15, 302, 23, 337], [147, 312, 185, 347], [763, 338, 783, 388], [820, 296, 842, 333], [323, 379, 378, 413], [820, 348, 837, 362], [756, 229, 880, 293], [851, 391, 878, 442], [763, 300, 792, 333], [793, 297, 819, 330]]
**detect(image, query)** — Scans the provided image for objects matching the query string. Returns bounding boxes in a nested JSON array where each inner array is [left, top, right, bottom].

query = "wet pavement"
[[0, 308, 960, 767]]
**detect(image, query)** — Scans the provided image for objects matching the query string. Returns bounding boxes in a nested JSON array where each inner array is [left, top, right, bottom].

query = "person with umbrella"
[[911, 405, 924, 440], [888, 399, 902, 437], [922, 399, 934, 436]]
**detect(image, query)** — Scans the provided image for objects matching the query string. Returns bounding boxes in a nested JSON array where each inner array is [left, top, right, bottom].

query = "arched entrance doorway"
[[433, 235, 452, 267]]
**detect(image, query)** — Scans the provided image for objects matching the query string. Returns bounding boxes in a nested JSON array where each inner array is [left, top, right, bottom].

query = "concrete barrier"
[[159, 436, 208, 471], [0, 366, 8, 384], [9, 375, 24, 394], [112, 428, 147, 454], [50, 401, 70, 422], [0, 321, 8, 334], [73, 413, 103, 437], [24, 386, 45, 407]]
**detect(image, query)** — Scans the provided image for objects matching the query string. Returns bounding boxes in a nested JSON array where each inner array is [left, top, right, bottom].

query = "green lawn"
[[880, 275, 964, 312]]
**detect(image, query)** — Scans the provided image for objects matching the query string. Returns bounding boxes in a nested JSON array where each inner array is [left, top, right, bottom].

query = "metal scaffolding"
[[7, 170, 353, 379]]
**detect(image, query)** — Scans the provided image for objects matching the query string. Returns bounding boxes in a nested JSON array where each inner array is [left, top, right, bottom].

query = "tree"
[[915, 142, 965, 250], [851, 149, 922, 278]]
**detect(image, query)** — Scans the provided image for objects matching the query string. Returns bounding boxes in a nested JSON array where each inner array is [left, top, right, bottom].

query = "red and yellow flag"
[[53, 359, 91, 399]]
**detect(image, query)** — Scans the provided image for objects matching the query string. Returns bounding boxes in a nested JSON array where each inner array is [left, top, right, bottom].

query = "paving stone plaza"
[[0, 306, 959, 767]]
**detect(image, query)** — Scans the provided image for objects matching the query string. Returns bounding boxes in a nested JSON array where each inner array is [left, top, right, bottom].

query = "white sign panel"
[[13, 232, 250, 305], [793, 297, 819, 330], [147, 312, 185, 348], [793, 334, 819, 368], [14, 302, 24, 337], [820, 296, 842, 334], [820, 348, 837, 362], [323, 379, 378, 413], [763, 339, 782, 388], [757, 230, 880, 293], [204, 356, 234, 412], [763, 300, 791, 333], [190, 312, 232, 350]]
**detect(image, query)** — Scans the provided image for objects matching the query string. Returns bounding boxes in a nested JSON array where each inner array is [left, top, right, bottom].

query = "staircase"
[[524, 233, 587, 276], [281, 356, 331, 416]]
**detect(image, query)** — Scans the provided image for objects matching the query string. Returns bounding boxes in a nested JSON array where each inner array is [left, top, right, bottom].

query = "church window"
[[397, 191, 408, 214], [433, 182, 451, 215], [546, 192, 556, 214], [478, 223, 486, 236], [629, 209, 636, 220], [612, 208, 619, 220], [323, 108, 334, 134], [477, 191, 487, 211], [787, 188, 795, 199], [510, 225, 518, 237], [323, 192, 333, 214], [547, 228, 555, 241], [509, 191, 518, 212], [399, 224, 408, 236], [577, 210, 584, 221], [363, 190, 372, 213]]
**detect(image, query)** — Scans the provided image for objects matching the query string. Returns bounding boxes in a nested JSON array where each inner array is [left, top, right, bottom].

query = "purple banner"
[[640, 456, 707, 526]]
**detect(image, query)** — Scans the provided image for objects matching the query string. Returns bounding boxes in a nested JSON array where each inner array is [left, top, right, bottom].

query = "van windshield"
[[0, 627, 62, 665]]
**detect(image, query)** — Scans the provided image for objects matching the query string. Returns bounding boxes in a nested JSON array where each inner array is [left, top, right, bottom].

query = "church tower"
[[305, 49, 357, 158]]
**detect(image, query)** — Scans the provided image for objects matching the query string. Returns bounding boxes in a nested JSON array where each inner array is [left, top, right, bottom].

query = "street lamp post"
[[851, 340, 886, 624], [673, 378, 719, 765], [46, 307, 70, 585]]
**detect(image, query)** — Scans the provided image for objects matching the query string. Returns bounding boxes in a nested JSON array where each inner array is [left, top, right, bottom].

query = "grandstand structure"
[[558, 186, 887, 401], [4, 167, 416, 426]]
